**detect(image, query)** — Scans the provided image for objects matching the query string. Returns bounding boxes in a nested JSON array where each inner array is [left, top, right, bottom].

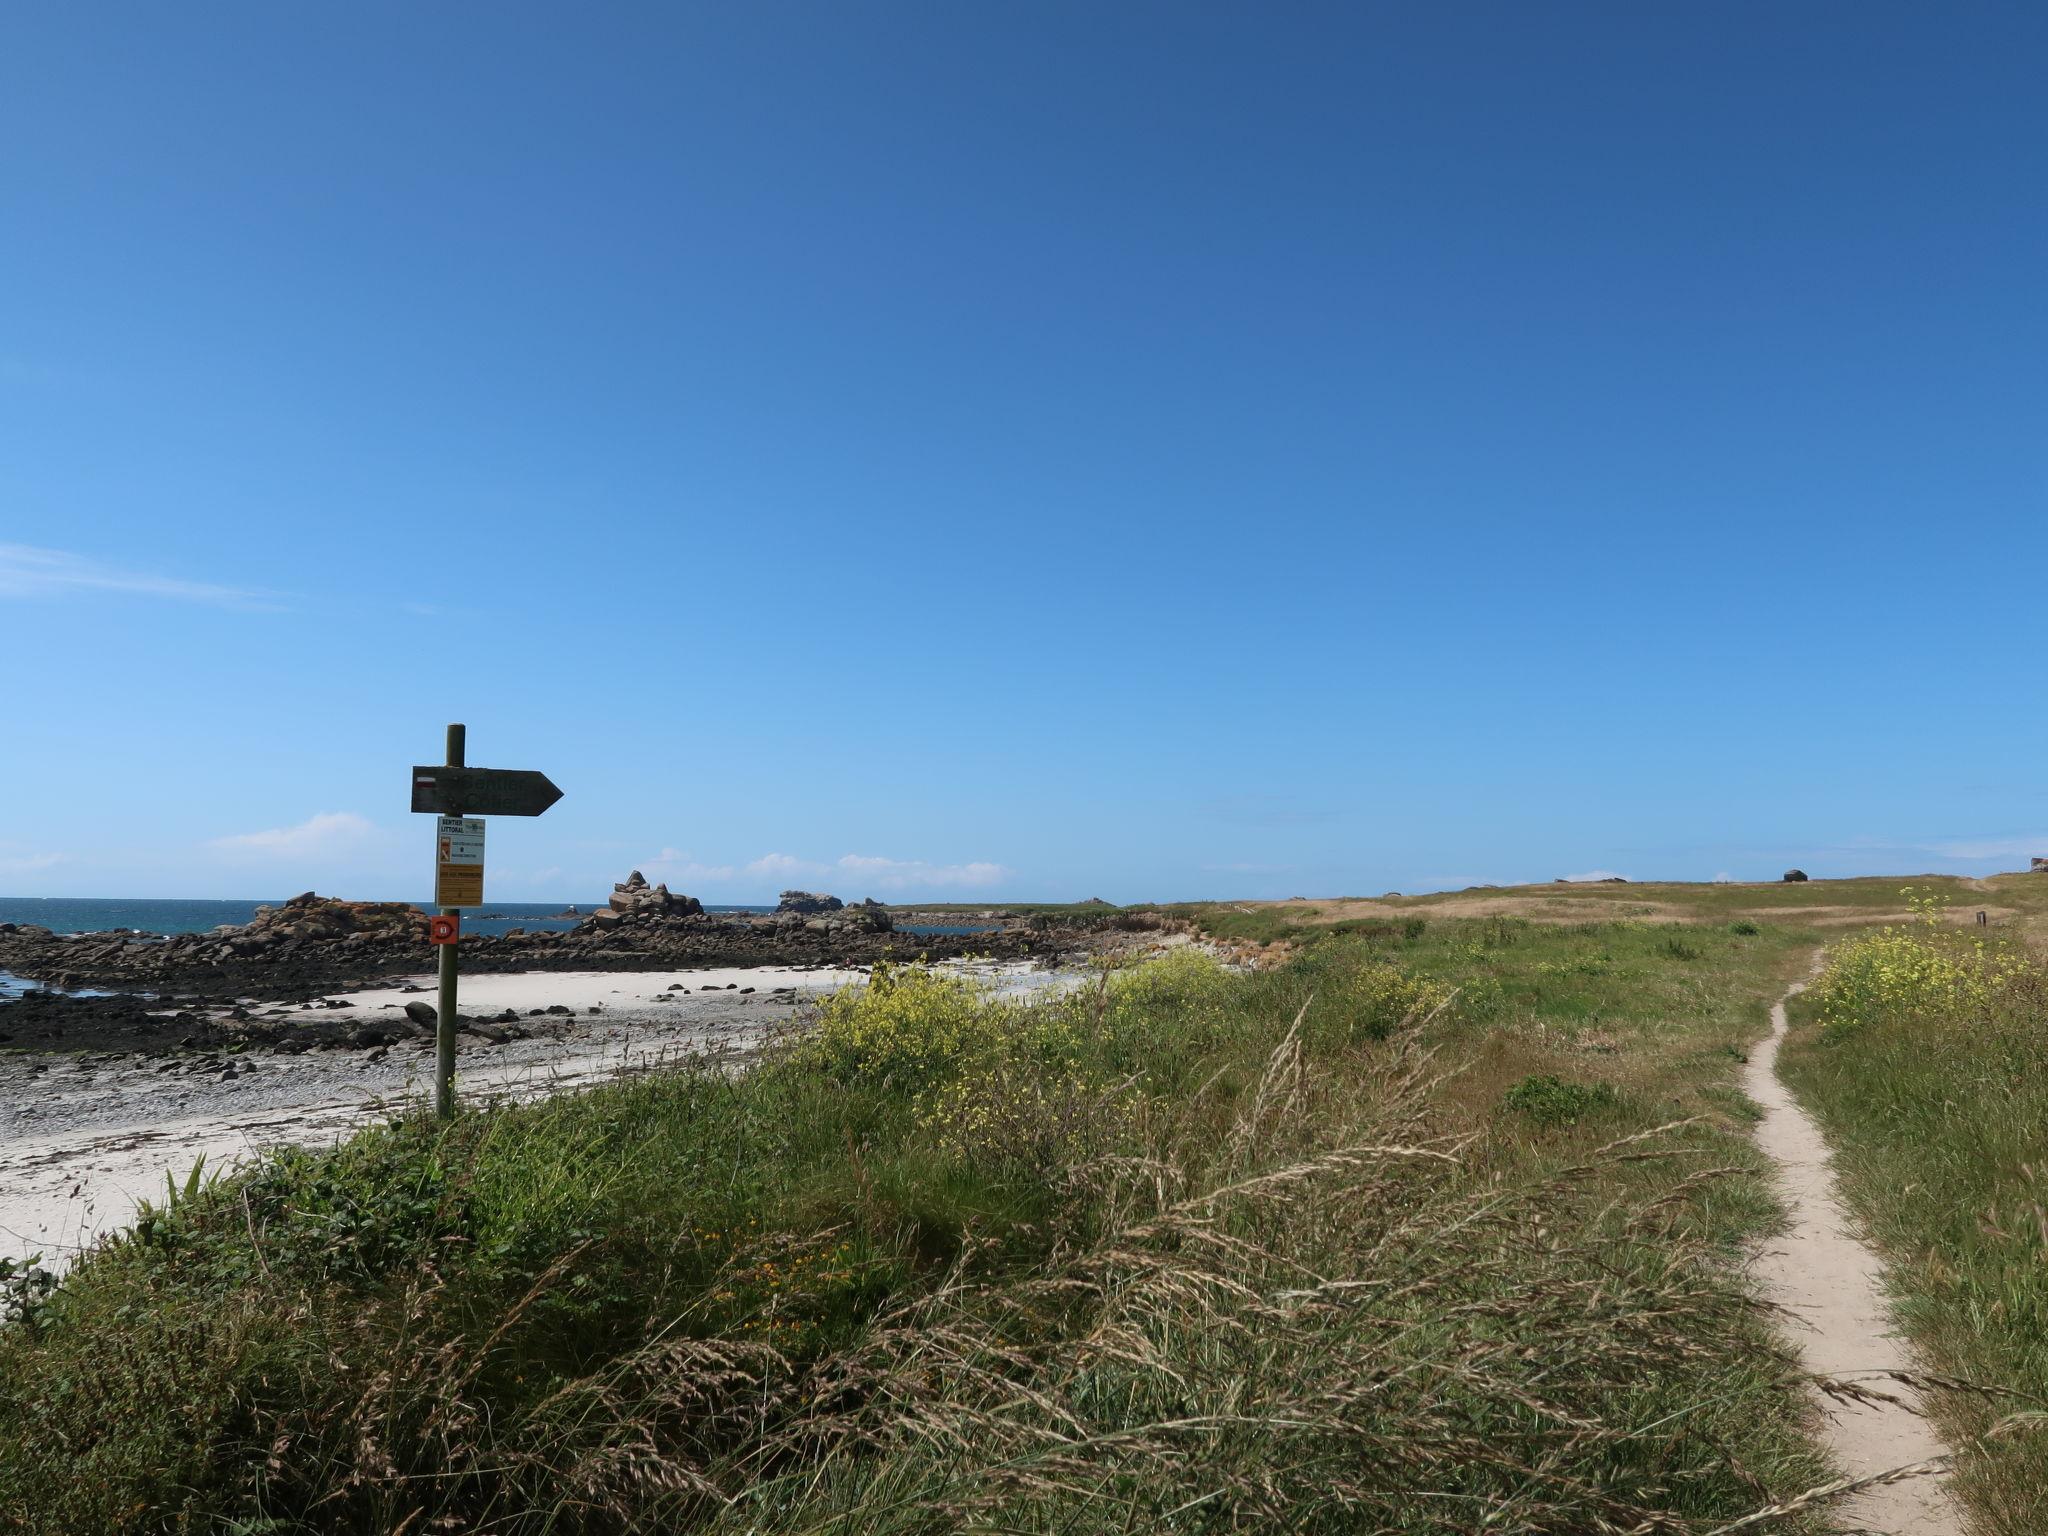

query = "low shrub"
[[1806, 891, 2010, 1039], [793, 963, 1035, 1085], [918, 1055, 1132, 1176], [1503, 1073, 1622, 1127]]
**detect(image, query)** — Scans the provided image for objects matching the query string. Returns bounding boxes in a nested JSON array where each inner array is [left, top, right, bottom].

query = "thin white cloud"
[[642, 848, 739, 882], [210, 812, 379, 859], [834, 854, 1008, 890], [1820, 833, 2048, 864], [633, 850, 1009, 894], [0, 851, 65, 876], [1914, 835, 2048, 862], [0, 543, 283, 610], [745, 852, 819, 880]]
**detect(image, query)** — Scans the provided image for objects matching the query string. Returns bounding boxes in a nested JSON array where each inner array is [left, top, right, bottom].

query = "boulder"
[[1782, 869, 1809, 883], [777, 890, 844, 915], [834, 903, 894, 933], [609, 870, 703, 918]]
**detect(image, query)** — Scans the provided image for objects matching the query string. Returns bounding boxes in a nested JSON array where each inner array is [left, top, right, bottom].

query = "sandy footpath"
[[0, 960, 1071, 1275], [1746, 978, 1960, 1533]]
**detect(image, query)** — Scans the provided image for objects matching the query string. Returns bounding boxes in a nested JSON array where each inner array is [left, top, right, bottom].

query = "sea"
[[0, 898, 771, 1001], [0, 898, 995, 998], [0, 897, 771, 940], [0, 897, 991, 958]]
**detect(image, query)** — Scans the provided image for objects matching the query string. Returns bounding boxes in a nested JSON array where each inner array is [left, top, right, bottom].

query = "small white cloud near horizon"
[[1914, 834, 2048, 862], [0, 543, 283, 610], [836, 854, 1009, 891], [1559, 869, 1628, 883], [0, 851, 65, 876], [636, 849, 1009, 894], [1819, 833, 2048, 865], [210, 812, 381, 860], [640, 848, 741, 882]]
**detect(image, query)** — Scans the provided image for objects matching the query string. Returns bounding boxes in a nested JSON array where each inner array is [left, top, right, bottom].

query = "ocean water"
[[0, 902, 995, 999], [0, 897, 772, 941], [0, 970, 112, 1000]]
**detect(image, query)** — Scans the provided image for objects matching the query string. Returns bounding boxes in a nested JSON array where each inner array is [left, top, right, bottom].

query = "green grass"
[[0, 921, 1838, 1533], [1781, 915, 2048, 1534], [1174, 872, 2048, 947], [1167, 903, 1315, 944], [881, 900, 1131, 916], [1380, 874, 2028, 917]]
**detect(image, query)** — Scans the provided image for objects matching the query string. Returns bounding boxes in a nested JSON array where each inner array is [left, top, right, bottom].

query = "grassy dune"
[[0, 897, 1903, 1533], [1177, 873, 2048, 949]]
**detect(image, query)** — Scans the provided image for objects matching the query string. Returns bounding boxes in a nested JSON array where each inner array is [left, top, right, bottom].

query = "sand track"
[[1746, 976, 1959, 1533]]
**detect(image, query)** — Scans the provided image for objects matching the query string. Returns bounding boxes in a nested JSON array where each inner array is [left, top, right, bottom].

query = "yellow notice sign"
[[435, 816, 485, 907]]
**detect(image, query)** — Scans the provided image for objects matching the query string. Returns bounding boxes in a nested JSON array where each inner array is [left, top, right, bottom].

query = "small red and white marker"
[[428, 914, 460, 945]]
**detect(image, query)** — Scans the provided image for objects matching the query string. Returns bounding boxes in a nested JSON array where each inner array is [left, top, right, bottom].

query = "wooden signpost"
[[412, 725, 563, 1117]]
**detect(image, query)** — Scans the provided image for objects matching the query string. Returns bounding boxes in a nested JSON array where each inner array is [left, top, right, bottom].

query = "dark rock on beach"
[[0, 876, 1065, 1007], [0, 991, 220, 1054]]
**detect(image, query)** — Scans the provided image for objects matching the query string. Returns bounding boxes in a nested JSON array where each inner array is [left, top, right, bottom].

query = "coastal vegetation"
[[1782, 895, 2048, 1533], [0, 913, 1849, 1533]]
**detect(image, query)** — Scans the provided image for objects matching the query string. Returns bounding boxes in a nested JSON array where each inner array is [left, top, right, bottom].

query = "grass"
[[1175, 873, 2048, 950], [1780, 899, 2048, 1534], [880, 900, 1129, 916], [0, 919, 1845, 1533]]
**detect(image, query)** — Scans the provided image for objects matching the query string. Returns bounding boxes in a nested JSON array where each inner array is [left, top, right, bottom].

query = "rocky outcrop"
[[609, 870, 702, 918], [248, 892, 426, 943], [762, 893, 891, 934], [776, 890, 843, 915], [0, 892, 430, 996], [1782, 869, 1809, 883], [127, 891, 424, 960], [0, 889, 1070, 1004]]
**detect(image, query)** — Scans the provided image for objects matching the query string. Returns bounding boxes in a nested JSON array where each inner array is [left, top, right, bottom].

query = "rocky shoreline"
[[0, 878, 1147, 1056]]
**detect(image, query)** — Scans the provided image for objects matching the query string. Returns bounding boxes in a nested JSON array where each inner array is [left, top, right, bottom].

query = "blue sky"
[[4, 3, 2045, 903]]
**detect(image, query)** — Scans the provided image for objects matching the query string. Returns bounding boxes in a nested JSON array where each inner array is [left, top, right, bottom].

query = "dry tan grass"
[[1237, 883, 2036, 936]]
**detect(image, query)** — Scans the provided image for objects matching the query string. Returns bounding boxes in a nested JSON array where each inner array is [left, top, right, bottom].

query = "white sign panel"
[[436, 816, 485, 864], [435, 816, 485, 906]]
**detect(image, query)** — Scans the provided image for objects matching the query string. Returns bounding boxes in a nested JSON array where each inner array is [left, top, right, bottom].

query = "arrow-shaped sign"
[[411, 766, 564, 817]]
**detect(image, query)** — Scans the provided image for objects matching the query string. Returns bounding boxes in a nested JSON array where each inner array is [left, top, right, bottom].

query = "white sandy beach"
[[0, 958, 1079, 1277]]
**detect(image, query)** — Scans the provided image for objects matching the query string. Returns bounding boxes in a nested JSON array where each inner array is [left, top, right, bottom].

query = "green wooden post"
[[435, 722, 465, 1118]]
